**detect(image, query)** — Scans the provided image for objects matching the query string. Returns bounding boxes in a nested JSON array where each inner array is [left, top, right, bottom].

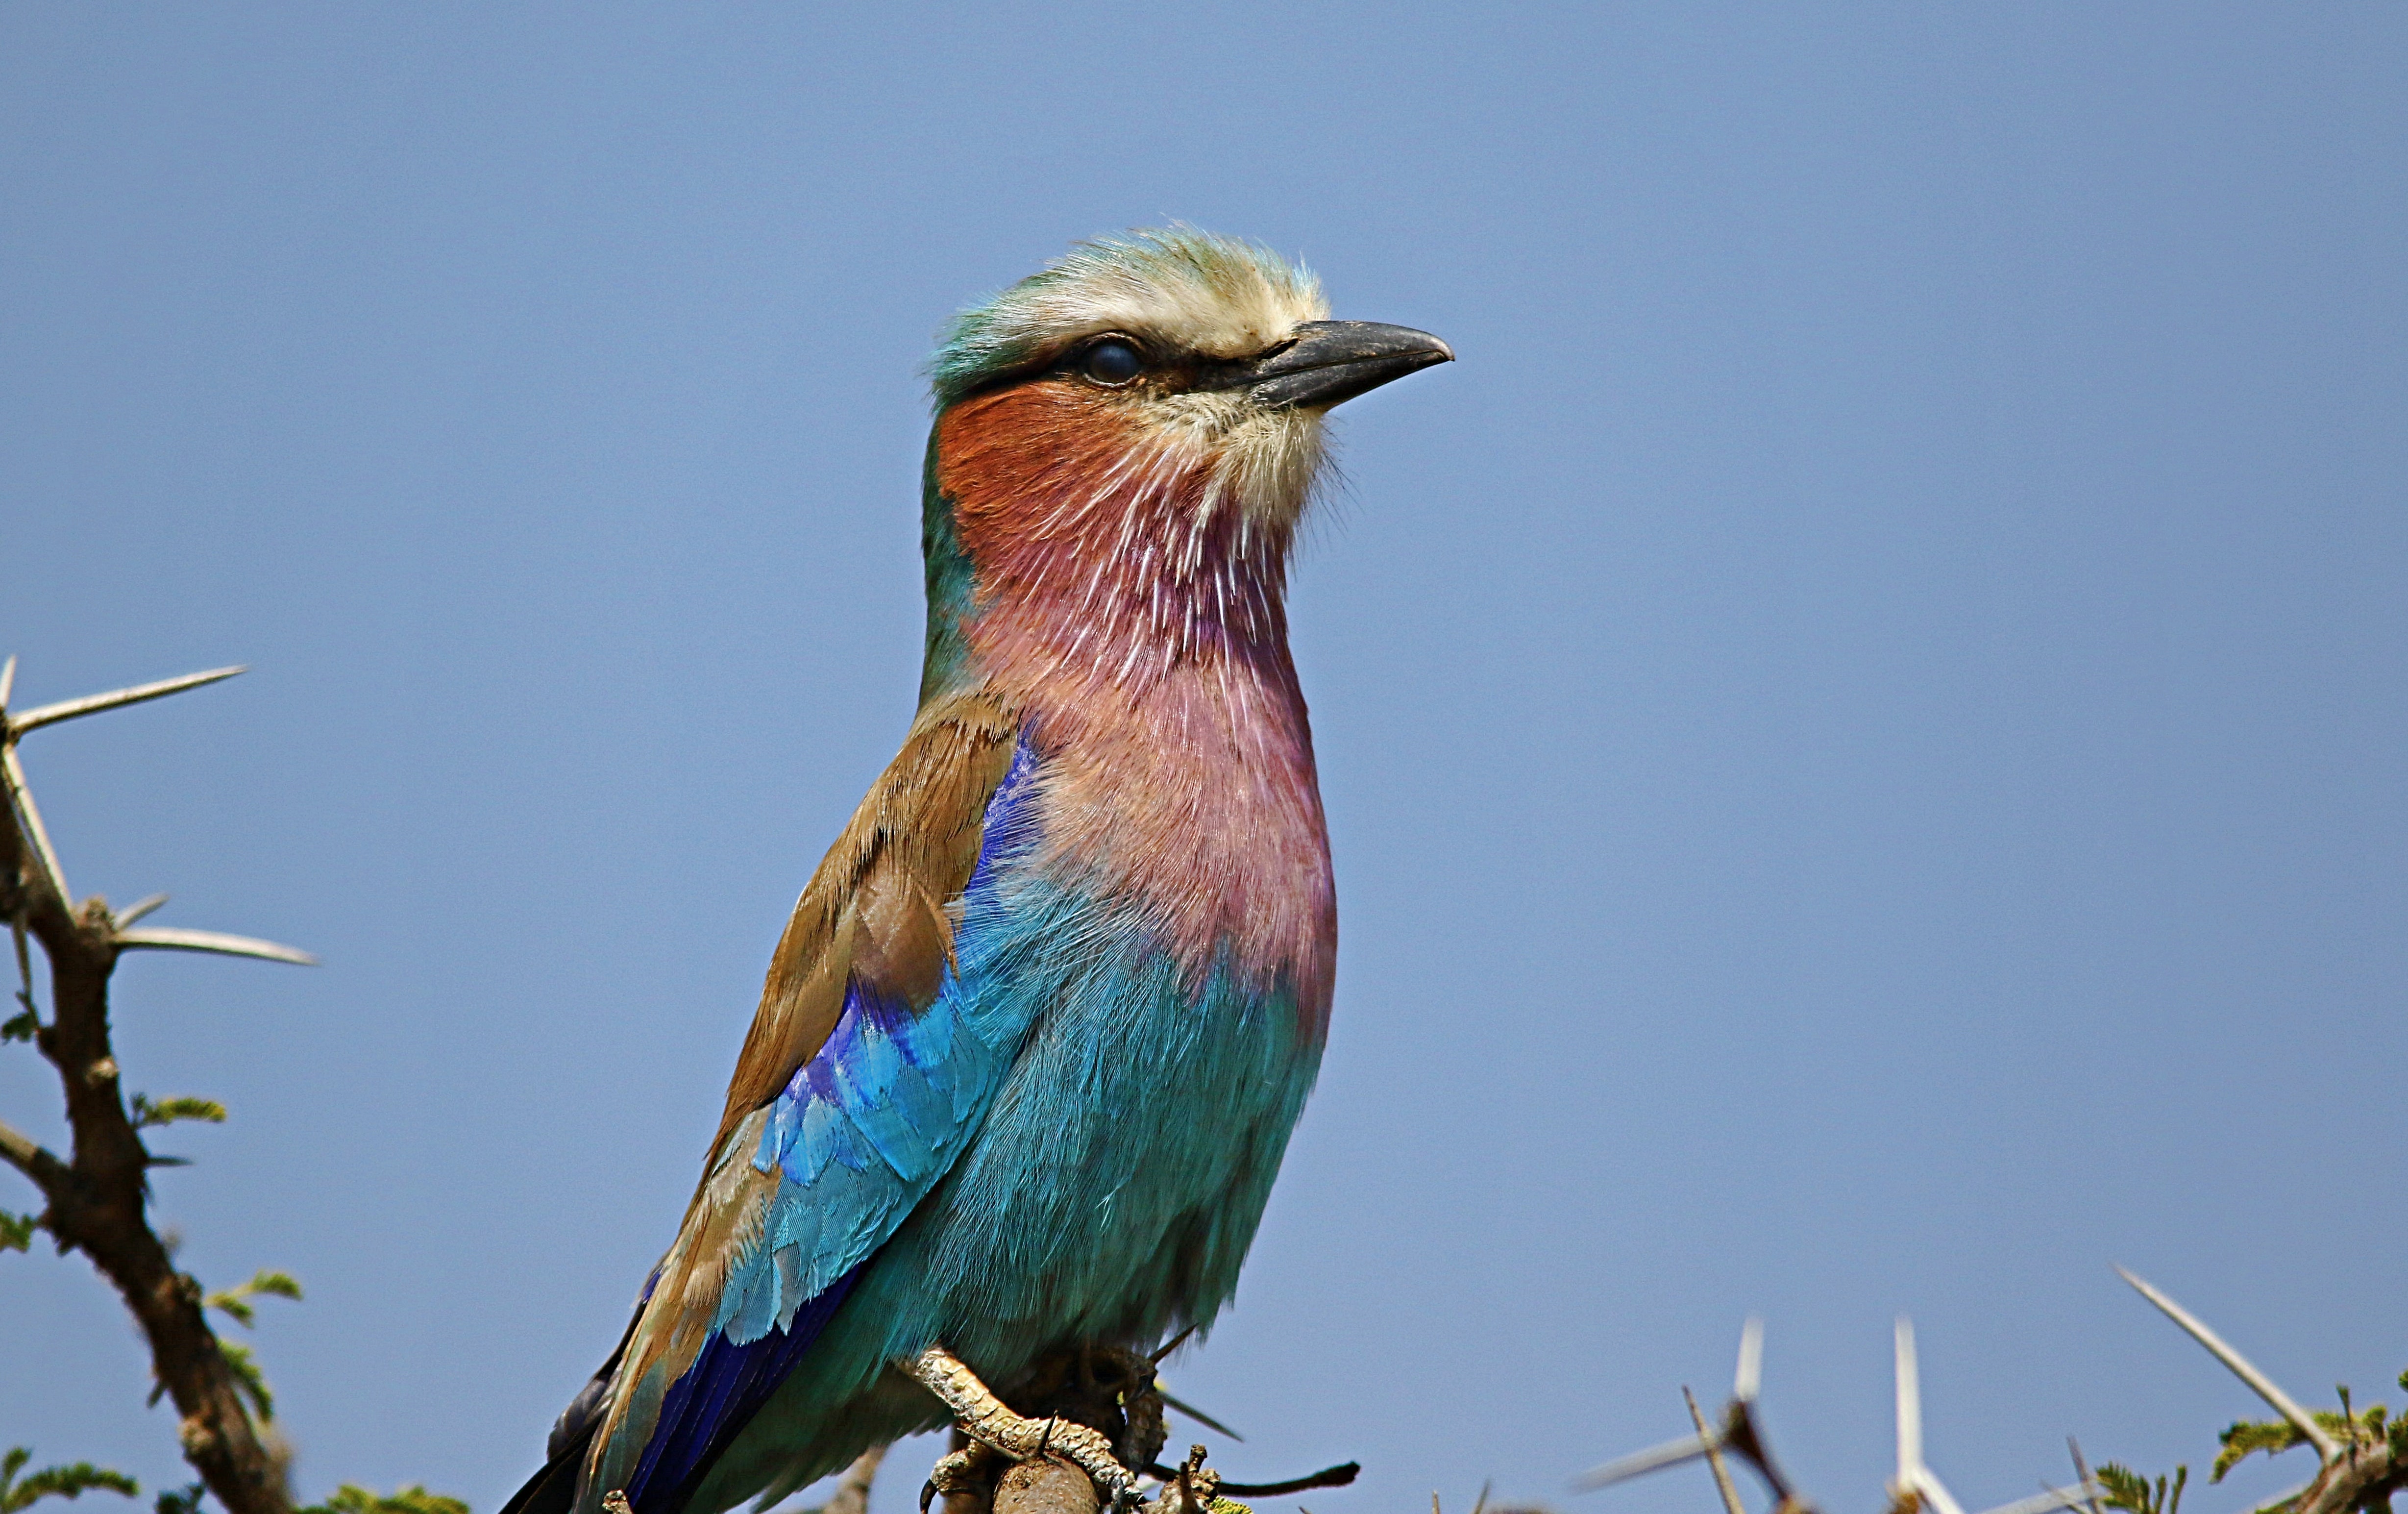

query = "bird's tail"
[[497, 1433, 591, 1514], [502, 1333, 626, 1514]]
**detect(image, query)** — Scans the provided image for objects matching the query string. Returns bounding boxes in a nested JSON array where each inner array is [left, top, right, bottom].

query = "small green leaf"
[[2214, 1419, 2306, 1482], [0, 1211, 37, 1253], [129, 1095, 226, 1131], [0, 1448, 139, 1514], [152, 1486, 204, 1514], [299, 1486, 468, 1514], [2094, 1464, 2185, 1514], [206, 1269, 303, 1329], [0, 1009, 37, 1044], [218, 1340, 274, 1423], [2096, 1464, 2151, 1514]]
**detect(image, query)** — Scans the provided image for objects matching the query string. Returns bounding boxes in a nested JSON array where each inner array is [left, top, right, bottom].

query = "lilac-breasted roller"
[[503, 228, 1451, 1514]]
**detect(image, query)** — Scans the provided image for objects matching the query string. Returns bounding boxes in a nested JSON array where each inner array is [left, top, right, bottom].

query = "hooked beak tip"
[[1231, 320, 1454, 411]]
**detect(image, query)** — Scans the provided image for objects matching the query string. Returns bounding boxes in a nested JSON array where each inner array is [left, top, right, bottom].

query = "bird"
[[503, 227, 1452, 1514]]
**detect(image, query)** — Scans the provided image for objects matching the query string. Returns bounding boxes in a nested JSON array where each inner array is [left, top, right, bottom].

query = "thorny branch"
[[0, 658, 312, 1514], [2111, 1271, 2403, 1514], [1576, 1279, 2403, 1514]]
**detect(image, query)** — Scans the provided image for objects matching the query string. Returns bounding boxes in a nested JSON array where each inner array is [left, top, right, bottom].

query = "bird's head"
[[918, 227, 1450, 700]]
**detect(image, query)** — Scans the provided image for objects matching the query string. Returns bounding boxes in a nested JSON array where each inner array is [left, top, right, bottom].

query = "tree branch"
[[2292, 1438, 2402, 1514], [0, 1112, 71, 1191], [1, 660, 303, 1514]]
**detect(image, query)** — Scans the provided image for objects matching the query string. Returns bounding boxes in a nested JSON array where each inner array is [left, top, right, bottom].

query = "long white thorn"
[[1735, 1317, 1765, 1403], [115, 927, 316, 966], [2, 746, 69, 906], [1896, 1318, 1923, 1487], [9, 666, 246, 736], [2114, 1267, 2336, 1463], [1891, 1318, 1970, 1514], [113, 893, 170, 928], [0, 655, 16, 712], [1573, 1433, 1720, 1491], [1911, 1468, 1971, 1514], [1972, 1484, 2107, 1514], [1158, 1390, 1244, 1443]]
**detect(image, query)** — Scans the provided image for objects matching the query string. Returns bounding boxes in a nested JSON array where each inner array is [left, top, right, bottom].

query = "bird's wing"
[[574, 688, 1038, 1513]]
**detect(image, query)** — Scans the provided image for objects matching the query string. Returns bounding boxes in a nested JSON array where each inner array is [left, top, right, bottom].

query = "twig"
[[1144, 1461, 1360, 1497], [2067, 1440, 2104, 1514], [1688, 1387, 1748, 1514], [0, 1113, 71, 1186], [2113, 1268, 2338, 1463]]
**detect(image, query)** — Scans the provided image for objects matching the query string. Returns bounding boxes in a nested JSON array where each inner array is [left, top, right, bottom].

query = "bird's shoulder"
[[711, 685, 1024, 1156]]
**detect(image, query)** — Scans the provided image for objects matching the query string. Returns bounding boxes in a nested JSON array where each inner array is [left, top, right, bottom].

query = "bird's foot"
[[906, 1346, 1139, 1512], [922, 1440, 1003, 1514]]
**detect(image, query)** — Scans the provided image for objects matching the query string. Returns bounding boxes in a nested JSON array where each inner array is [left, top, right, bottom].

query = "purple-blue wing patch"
[[610, 738, 1046, 1512]]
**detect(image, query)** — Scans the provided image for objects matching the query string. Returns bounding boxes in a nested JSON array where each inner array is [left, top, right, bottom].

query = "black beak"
[[1210, 321, 1454, 411]]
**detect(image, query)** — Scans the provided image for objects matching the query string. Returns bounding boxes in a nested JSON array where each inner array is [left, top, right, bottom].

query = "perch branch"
[[907, 1345, 1136, 1510]]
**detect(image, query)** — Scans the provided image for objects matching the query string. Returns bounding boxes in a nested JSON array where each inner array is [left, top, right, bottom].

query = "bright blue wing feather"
[[611, 739, 1047, 1513]]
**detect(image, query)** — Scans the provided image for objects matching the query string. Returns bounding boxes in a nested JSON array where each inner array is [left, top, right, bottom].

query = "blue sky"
[[3, 7, 2403, 1514]]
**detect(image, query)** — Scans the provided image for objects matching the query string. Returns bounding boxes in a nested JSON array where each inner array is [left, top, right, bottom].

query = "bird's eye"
[[1079, 339, 1143, 386]]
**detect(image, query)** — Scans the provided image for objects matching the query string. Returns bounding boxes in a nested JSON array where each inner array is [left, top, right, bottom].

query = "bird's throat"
[[929, 385, 1305, 697]]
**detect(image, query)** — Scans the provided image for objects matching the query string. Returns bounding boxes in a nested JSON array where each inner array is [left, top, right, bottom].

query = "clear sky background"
[[4, 7, 2403, 1514]]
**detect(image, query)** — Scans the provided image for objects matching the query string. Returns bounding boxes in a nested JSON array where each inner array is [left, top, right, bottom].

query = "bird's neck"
[[917, 392, 1303, 708], [915, 394, 1335, 1019]]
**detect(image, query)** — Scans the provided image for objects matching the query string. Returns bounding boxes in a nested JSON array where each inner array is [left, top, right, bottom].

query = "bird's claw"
[[983, 1413, 1136, 1502], [922, 1446, 997, 1514], [905, 1345, 1140, 1507]]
